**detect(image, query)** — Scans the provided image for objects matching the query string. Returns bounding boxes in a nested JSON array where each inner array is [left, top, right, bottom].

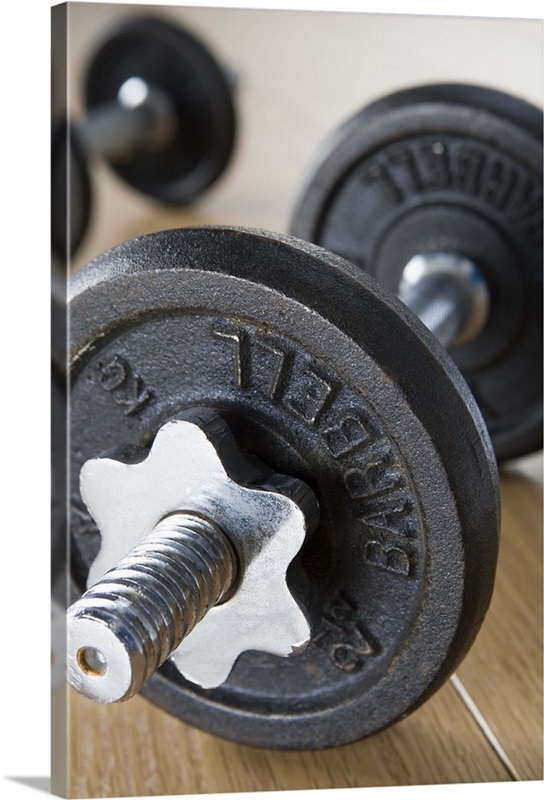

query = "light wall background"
[[63, 3, 543, 270]]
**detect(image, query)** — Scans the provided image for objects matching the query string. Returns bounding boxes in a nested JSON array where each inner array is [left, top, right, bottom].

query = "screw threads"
[[400, 271, 468, 346], [67, 513, 237, 703], [398, 252, 490, 348]]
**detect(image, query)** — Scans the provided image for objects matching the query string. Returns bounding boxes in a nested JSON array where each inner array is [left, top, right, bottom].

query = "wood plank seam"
[[450, 673, 520, 781]]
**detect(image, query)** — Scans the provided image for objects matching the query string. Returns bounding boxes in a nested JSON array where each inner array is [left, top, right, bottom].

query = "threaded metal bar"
[[399, 270, 471, 347], [398, 252, 490, 348], [67, 512, 237, 703]]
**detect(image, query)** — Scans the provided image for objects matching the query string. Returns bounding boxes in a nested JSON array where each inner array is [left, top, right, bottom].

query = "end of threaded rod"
[[67, 611, 148, 703], [67, 513, 237, 703]]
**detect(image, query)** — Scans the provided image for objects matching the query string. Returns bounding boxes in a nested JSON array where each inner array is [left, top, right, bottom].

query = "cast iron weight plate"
[[84, 16, 236, 204], [290, 84, 543, 462], [69, 227, 499, 750], [51, 286, 67, 583]]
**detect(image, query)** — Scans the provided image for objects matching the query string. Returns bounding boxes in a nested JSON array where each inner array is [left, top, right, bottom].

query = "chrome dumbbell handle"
[[398, 251, 490, 348], [76, 77, 177, 160]]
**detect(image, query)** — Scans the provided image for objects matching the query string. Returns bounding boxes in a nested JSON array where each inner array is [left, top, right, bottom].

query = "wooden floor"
[[67, 462, 543, 797], [57, 9, 543, 796]]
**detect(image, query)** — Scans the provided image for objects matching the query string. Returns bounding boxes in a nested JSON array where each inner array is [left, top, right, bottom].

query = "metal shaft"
[[398, 252, 490, 348], [399, 270, 472, 347], [67, 512, 237, 703], [77, 77, 177, 160]]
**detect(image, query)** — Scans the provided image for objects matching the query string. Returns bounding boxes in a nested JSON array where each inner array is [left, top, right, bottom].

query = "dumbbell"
[[66, 226, 499, 750], [290, 83, 543, 463], [51, 16, 237, 262]]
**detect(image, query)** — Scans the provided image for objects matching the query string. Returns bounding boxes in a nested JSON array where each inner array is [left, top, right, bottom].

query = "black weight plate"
[[51, 119, 92, 263], [69, 227, 499, 749], [290, 84, 543, 462], [51, 285, 67, 583], [84, 16, 236, 204], [51, 366, 66, 583]]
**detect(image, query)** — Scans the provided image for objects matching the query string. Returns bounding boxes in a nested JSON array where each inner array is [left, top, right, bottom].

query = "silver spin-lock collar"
[[67, 410, 319, 702]]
